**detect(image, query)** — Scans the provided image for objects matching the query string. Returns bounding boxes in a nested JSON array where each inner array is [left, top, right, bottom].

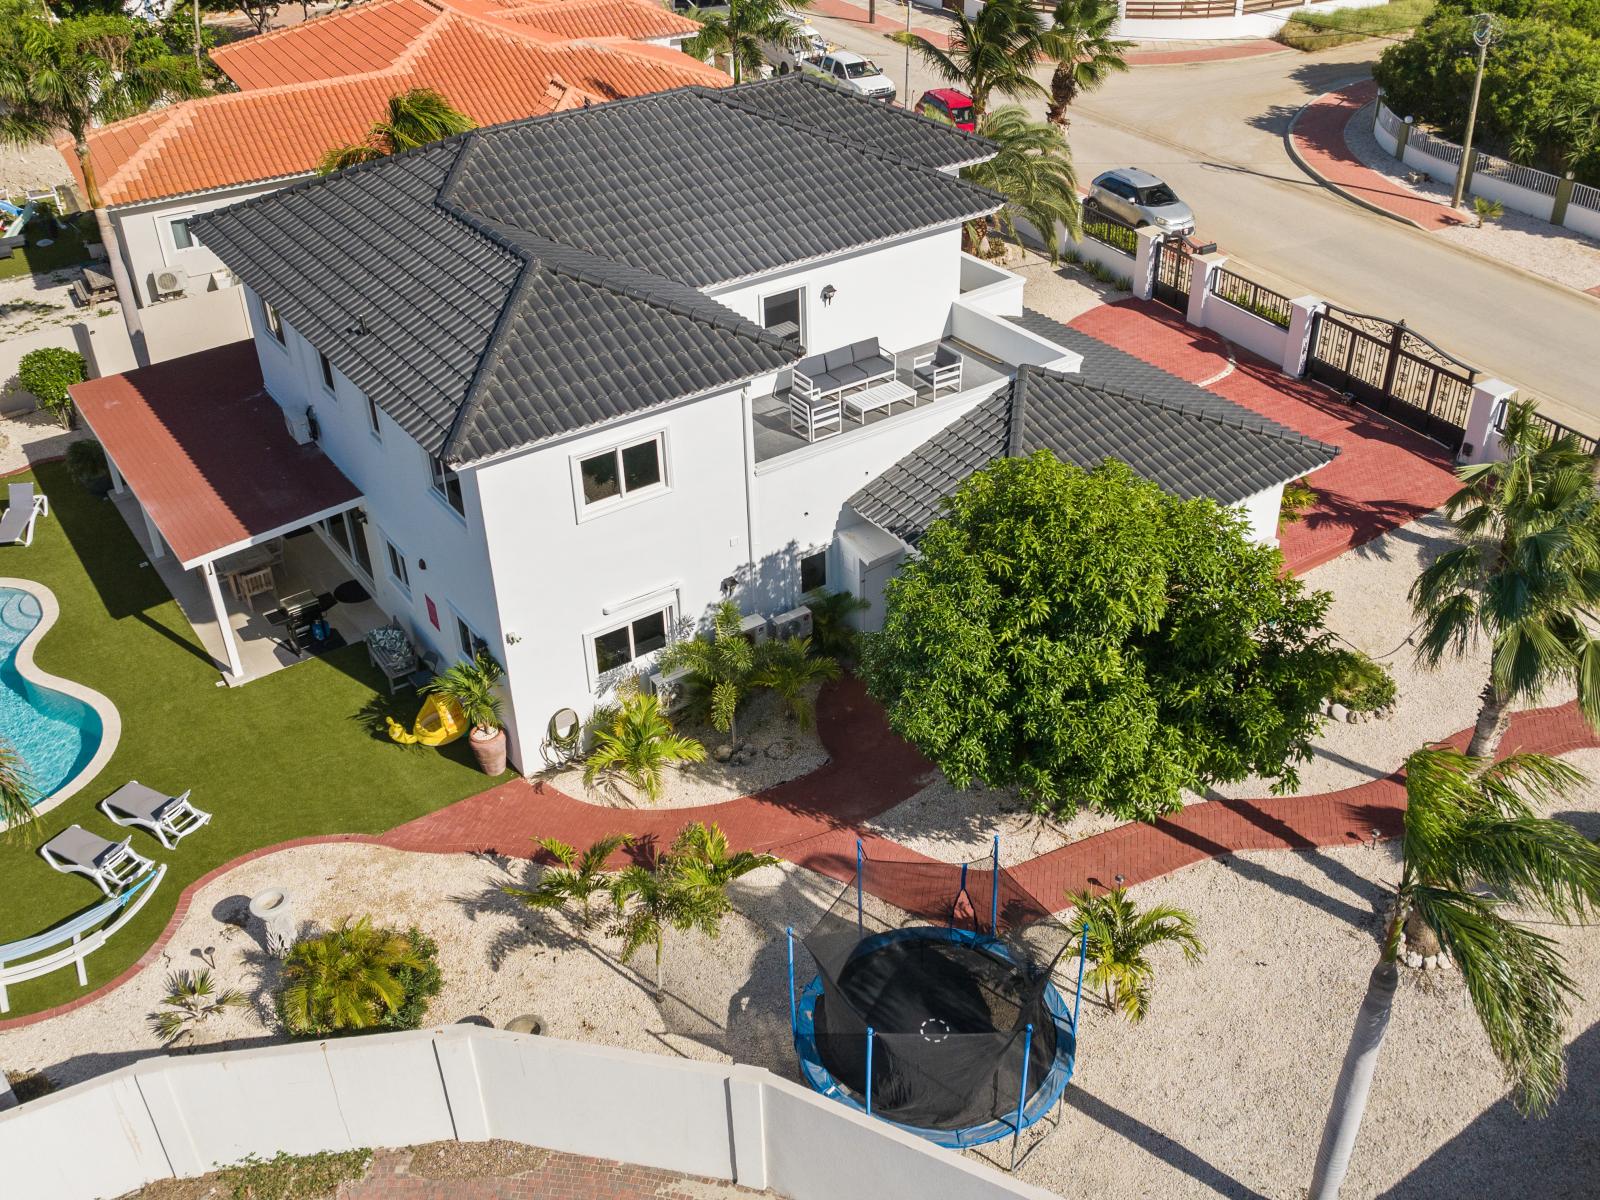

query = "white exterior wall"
[[1236, 483, 1285, 546], [245, 288, 504, 678], [709, 227, 963, 363], [1112, 0, 1384, 39]]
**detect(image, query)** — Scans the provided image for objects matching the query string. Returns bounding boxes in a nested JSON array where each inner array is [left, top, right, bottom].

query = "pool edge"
[[0, 577, 122, 816]]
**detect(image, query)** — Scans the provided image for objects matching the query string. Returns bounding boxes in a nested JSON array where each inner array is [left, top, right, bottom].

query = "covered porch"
[[72, 341, 384, 685]]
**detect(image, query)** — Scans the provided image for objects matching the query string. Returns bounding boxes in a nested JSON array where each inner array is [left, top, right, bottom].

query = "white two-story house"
[[73, 76, 1336, 772]]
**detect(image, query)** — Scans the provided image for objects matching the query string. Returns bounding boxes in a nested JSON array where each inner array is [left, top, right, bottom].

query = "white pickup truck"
[[799, 49, 896, 102], [762, 16, 830, 74]]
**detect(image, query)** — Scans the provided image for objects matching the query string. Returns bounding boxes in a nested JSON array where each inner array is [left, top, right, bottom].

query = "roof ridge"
[[1075, 377, 1333, 453], [87, 105, 193, 197], [1005, 366, 1033, 458]]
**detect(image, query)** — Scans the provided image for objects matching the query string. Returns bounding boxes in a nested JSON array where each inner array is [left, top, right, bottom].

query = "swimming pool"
[[0, 588, 102, 802]]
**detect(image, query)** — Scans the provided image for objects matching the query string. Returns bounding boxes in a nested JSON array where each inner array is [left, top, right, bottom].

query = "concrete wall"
[[1236, 482, 1286, 545], [1, 315, 136, 415], [1112, 0, 1384, 39], [141, 286, 251, 364], [0, 1026, 1057, 1200]]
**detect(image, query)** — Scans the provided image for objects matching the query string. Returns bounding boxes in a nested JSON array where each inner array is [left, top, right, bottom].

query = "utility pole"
[[903, 0, 912, 108], [1450, 13, 1499, 210]]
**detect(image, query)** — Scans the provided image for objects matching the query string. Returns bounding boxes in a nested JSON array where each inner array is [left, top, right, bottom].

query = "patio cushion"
[[823, 347, 854, 372], [795, 353, 826, 378], [0, 506, 30, 544], [857, 354, 895, 379], [43, 825, 117, 868], [808, 371, 843, 395], [103, 782, 175, 822], [830, 364, 868, 387], [848, 338, 880, 362]]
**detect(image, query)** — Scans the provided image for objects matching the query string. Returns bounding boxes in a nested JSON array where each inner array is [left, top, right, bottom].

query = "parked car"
[[1086, 168, 1196, 236], [914, 89, 975, 132], [800, 50, 896, 102], [762, 16, 829, 74]]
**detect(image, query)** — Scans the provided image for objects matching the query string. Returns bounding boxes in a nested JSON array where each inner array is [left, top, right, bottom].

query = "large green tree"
[[1410, 400, 1600, 761], [965, 105, 1081, 260], [686, 0, 812, 84], [0, 7, 206, 210], [1046, 0, 1131, 127], [861, 454, 1339, 821], [1308, 746, 1600, 1197], [894, 0, 1060, 118]]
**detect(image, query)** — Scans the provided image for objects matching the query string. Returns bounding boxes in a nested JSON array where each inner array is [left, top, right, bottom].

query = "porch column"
[[105, 452, 126, 496], [201, 560, 245, 680], [140, 501, 166, 560]]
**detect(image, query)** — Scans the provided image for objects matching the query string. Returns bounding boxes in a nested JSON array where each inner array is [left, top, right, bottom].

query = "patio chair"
[[788, 388, 843, 443], [911, 345, 963, 400], [234, 566, 276, 611], [39, 825, 156, 897], [0, 482, 48, 548], [98, 782, 211, 850]]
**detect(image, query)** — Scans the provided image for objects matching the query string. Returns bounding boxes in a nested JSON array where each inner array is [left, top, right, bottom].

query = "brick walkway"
[[1069, 298, 1461, 573], [1123, 41, 1286, 66], [1289, 80, 1467, 231]]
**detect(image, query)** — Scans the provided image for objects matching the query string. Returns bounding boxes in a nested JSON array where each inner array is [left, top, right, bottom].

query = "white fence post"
[[1132, 228, 1161, 303], [1281, 297, 1323, 379], [1459, 378, 1518, 465], [1187, 252, 1225, 330]]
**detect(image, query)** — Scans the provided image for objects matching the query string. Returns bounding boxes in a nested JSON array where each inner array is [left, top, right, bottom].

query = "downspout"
[[739, 382, 760, 597], [95, 208, 149, 367]]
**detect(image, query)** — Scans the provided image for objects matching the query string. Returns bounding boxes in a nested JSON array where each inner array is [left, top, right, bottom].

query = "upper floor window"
[[761, 288, 803, 340], [592, 607, 670, 675], [457, 614, 488, 661], [800, 548, 827, 594], [430, 456, 464, 516], [262, 297, 285, 344], [578, 434, 664, 509], [170, 217, 201, 251], [318, 352, 336, 393], [365, 395, 383, 440]]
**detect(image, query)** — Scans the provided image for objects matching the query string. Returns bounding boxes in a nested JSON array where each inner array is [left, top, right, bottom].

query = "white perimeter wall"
[[1112, 0, 1384, 39], [0, 1027, 1056, 1200]]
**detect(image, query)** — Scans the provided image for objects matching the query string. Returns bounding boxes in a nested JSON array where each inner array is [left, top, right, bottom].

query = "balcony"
[[751, 338, 1009, 465]]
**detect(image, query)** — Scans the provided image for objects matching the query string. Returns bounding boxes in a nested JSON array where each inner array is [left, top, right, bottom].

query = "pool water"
[[0, 588, 101, 802]]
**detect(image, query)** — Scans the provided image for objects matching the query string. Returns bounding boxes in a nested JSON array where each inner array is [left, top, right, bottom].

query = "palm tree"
[[0, 11, 206, 210], [686, 0, 811, 84], [1410, 400, 1600, 760], [318, 87, 476, 174], [1067, 886, 1202, 1022], [277, 916, 425, 1035], [894, 0, 1060, 119], [0, 740, 37, 845], [658, 600, 759, 743], [583, 692, 706, 803], [667, 821, 777, 932], [504, 834, 631, 927], [751, 637, 839, 731], [609, 860, 706, 993], [150, 969, 246, 1045], [1308, 746, 1600, 1197], [424, 650, 503, 737], [1045, 0, 1130, 127], [965, 106, 1081, 261]]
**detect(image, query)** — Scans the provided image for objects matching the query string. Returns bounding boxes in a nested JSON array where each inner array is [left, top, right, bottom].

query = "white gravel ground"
[[1343, 103, 1600, 294], [1008, 245, 1134, 322], [0, 409, 87, 475]]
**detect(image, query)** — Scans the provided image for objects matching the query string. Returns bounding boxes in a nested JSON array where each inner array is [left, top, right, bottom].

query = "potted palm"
[[424, 650, 507, 774]]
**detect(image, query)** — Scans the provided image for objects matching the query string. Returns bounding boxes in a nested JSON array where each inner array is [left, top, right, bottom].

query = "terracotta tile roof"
[[481, 0, 701, 43], [64, 10, 724, 207], [69, 341, 362, 567]]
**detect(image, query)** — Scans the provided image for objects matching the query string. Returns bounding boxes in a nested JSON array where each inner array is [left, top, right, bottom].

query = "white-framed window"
[[170, 216, 201, 251], [575, 433, 666, 512], [365, 394, 383, 440], [318, 351, 337, 393], [760, 287, 804, 340], [590, 606, 671, 676], [262, 297, 285, 344], [800, 548, 827, 594], [430, 456, 464, 517], [455, 612, 489, 661], [386, 540, 410, 592]]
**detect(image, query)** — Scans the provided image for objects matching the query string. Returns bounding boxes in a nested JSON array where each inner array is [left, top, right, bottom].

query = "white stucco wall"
[[1235, 482, 1285, 546]]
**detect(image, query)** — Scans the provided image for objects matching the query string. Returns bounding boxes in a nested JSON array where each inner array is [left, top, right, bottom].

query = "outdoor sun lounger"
[[39, 825, 157, 897], [0, 482, 46, 548], [98, 782, 211, 850]]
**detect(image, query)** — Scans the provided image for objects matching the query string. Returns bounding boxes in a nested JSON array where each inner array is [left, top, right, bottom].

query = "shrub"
[[65, 438, 109, 491], [583, 691, 706, 803], [749, 636, 840, 731], [1277, 0, 1435, 50], [804, 588, 869, 660], [15, 346, 85, 429], [1279, 479, 1319, 526], [1068, 887, 1203, 1023], [4, 1068, 55, 1103], [1330, 649, 1397, 712], [275, 918, 441, 1037], [216, 1149, 372, 1200]]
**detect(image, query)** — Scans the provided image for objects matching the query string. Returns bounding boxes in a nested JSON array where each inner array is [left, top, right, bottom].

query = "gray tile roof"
[[849, 363, 1339, 546], [193, 76, 998, 465]]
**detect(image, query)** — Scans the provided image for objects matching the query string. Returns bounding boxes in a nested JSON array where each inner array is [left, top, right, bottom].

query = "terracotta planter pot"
[[470, 726, 507, 775]]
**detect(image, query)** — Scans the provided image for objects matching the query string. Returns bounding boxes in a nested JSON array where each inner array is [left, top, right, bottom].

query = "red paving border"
[[1068, 298, 1461, 573], [1288, 80, 1466, 231], [1124, 40, 1286, 66]]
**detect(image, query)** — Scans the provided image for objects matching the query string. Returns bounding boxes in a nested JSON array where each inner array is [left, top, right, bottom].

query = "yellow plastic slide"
[[386, 693, 467, 746]]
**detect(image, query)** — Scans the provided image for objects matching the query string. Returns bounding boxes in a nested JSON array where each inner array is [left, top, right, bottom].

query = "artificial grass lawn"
[[0, 215, 93, 283], [0, 459, 501, 1018], [1276, 0, 1434, 49]]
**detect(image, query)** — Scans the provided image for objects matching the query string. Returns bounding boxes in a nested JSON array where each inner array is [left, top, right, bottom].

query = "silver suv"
[[1087, 168, 1196, 236]]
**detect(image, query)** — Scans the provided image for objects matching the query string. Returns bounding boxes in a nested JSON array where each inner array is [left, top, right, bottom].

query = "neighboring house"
[[72, 77, 1335, 773], [58, 0, 718, 361]]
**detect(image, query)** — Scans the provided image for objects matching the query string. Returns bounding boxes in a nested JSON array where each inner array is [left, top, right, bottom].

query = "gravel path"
[[1343, 102, 1600, 294]]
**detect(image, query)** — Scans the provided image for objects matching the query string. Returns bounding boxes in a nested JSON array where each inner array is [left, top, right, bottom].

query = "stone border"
[[0, 577, 121, 816]]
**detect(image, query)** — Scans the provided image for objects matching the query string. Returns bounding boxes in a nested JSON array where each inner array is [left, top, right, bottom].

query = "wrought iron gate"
[[1151, 238, 1193, 312], [1307, 306, 1476, 452]]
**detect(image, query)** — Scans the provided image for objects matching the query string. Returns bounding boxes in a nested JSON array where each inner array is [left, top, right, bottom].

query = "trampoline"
[[789, 841, 1085, 1162]]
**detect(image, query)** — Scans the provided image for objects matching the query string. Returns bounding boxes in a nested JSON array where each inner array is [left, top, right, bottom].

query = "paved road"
[[803, 15, 1600, 431]]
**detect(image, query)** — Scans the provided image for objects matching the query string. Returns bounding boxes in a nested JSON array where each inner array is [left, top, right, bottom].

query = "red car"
[[914, 89, 976, 132]]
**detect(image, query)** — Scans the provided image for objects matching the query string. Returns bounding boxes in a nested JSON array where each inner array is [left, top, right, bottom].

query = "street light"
[[1450, 13, 1501, 210]]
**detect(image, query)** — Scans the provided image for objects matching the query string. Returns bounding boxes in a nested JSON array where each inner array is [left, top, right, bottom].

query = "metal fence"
[[1503, 403, 1600, 456], [1575, 182, 1600, 213], [1082, 208, 1138, 257], [1122, 0, 1234, 16], [1394, 107, 1597, 210], [1376, 106, 1403, 138], [1209, 267, 1293, 329], [1470, 151, 1559, 197], [1407, 127, 1463, 167]]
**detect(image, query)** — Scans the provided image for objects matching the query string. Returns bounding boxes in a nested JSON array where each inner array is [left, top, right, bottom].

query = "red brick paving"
[[1069, 298, 1461, 573], [1123, 41, 1286, 66], [1289, 80, 1467, 231], [343, 1148, 769, 1199]]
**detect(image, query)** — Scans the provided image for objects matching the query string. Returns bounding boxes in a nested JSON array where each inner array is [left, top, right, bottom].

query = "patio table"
[[844, 379, 915, 425]]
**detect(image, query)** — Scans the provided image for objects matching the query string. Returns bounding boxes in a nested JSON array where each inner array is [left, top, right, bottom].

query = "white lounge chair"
[[99, 782, 211, 849], [0, 482, 47, 548], [39, 825, 156, 896]]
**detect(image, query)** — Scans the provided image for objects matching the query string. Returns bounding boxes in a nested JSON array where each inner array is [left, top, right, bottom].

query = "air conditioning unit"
[[646, 665, 693, 714], [738, 613, 771, 645], [151, 269, 186, 299], [773, 605, 813, 641], [284, 405, 319, 446]]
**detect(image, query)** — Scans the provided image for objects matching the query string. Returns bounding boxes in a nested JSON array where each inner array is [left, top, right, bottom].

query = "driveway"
[[801, 16, 1600, 432]]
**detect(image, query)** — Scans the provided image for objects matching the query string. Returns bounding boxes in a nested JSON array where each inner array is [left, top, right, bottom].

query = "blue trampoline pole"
[[856, 839, 864, 935], [1073, 922, 1089, 1040], [865, 1026, 875, 1116], [990, 835, 1000, 933], [786, 926, 796, 1039], [956, 861, 967, 928], [1011, 1022, 1034, 1170]]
